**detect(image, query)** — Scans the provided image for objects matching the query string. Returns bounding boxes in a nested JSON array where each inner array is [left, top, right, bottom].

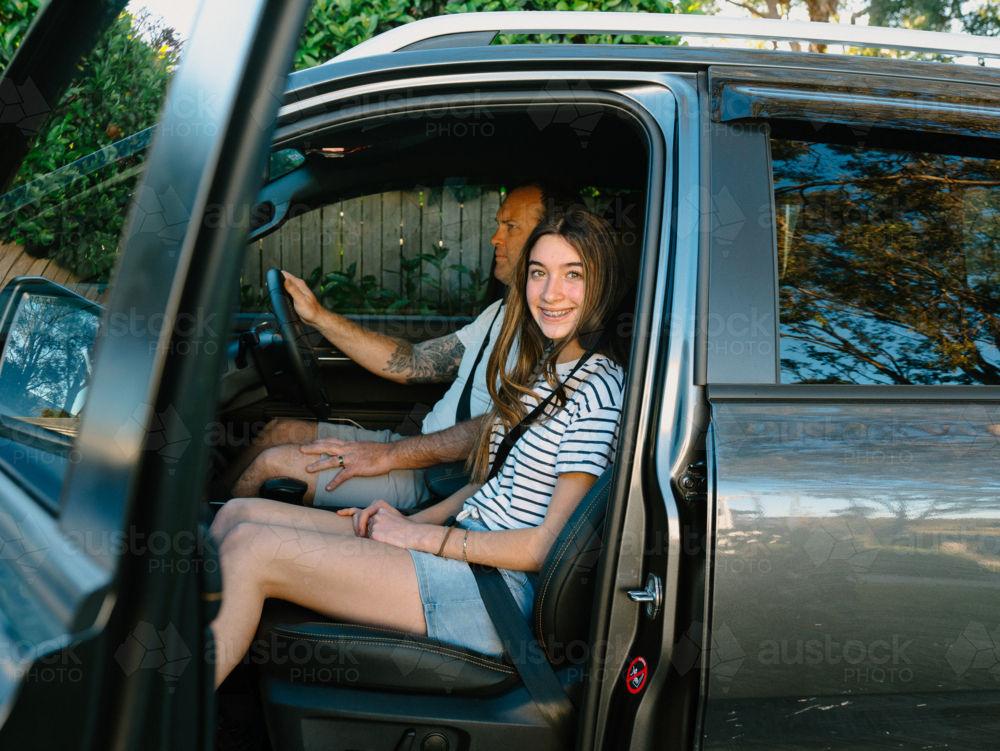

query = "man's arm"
[[300, 417, 486, 493], [282, 271, 464, 384]]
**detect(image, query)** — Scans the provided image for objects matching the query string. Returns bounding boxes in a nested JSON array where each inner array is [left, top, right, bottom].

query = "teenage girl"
[[209, 208, 629, 688]]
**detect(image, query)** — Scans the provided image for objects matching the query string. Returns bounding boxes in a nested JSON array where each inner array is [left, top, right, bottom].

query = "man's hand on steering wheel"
[[266, 268, 329, 421], [300, 437, 396, 492], [280, 270, 325, 328]]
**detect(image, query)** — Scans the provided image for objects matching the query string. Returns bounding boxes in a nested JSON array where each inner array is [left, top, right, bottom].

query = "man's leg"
[[231, 424, 431, 509], [221, 418, 318, 489]]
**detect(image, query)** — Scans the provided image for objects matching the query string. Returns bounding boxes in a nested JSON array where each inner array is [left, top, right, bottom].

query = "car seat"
[[251, 466, 615, 751]]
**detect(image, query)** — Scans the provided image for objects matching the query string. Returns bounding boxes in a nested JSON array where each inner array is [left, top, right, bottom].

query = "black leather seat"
[[423, 460, 471, 500], [254, 466, 614, 695]]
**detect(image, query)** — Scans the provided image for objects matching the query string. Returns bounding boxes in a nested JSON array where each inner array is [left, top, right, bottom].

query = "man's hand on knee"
[[300, 438, 396, 492]]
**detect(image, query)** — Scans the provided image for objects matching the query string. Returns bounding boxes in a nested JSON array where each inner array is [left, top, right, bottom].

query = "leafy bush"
[[0, 0, 43, 72], [0, 11, 180, 281], [294, 0, 698, 70]]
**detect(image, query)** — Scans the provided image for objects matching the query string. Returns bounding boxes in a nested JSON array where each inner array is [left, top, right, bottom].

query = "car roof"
[[283, 41, 1000, 113]]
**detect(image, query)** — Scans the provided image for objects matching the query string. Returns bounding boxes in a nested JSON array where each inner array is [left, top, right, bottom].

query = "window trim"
[[709, 383, 1000, 401], [710, 66, 1000, 140]]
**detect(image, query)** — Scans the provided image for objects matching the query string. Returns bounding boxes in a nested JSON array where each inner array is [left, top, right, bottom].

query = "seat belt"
[[455, 304, 503, 424], [472, 565, 577, 743], [485, 327, 607, 483], [467, 322, 613, 742]]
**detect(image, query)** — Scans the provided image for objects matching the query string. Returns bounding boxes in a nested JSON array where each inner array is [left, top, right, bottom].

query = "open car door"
[[0, 0, 311, 747]]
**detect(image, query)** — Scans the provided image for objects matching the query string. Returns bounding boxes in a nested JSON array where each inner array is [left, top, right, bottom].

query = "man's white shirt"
[[421, 299, 510, 434]]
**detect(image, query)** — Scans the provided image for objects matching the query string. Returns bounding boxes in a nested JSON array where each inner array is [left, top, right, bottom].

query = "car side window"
[[0, 12, 181, 505], [242, 185, 503, 317], [773, 135, 1000, 385]]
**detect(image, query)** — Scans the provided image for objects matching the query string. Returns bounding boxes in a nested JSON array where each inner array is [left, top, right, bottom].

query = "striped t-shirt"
[[464, 355, 625, 531]]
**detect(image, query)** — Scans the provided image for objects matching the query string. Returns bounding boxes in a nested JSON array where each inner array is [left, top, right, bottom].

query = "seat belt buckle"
[[456, 506, 480, 523]]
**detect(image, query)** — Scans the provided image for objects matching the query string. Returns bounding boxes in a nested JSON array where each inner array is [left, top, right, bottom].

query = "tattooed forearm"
[[385, 333, 466, 384]]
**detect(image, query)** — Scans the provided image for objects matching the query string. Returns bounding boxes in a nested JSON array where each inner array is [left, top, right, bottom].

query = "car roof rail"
[[330, 11, 1000, 63]]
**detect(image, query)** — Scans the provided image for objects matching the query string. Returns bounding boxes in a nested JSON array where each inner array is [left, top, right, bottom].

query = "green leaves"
[[313, 244, 487, 316], [0, 11, 179, 282]]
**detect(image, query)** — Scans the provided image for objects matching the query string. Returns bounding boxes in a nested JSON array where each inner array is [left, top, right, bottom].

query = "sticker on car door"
[[626, 656, 647, 694]]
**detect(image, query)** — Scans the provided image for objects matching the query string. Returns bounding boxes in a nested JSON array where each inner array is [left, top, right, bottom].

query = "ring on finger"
[[367, 520, 374, 536], [337, 455, 344, 467]]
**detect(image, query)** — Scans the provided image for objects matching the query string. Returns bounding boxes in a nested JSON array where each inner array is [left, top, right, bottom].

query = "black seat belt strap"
[[472, 566, 577, 743], [456, 304, 503, 424], [486, 325, 609, 483]]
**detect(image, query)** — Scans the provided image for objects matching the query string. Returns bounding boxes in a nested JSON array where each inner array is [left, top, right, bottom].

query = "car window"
[[242, 184, 503, 317], [773, 136, 1000, 385], [0, 11, 181, 504]]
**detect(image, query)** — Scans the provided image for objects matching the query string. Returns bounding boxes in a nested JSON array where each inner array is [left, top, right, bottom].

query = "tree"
[[774, 138, 1000, 385]]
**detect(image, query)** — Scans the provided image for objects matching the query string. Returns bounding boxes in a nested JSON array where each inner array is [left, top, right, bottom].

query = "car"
[[0, 4, 999, 750]]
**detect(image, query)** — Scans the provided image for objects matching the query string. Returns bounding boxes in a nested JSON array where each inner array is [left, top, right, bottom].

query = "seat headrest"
[[531, 466, 614, 665]]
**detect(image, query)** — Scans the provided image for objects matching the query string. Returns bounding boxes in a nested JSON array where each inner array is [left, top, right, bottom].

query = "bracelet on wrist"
[[435, 526, 456, 557], [434, 515, 458, 558]]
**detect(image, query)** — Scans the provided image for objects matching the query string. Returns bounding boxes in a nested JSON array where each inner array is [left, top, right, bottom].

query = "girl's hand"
[[337, 500, 441, 553], [337, 499, 393, 538]]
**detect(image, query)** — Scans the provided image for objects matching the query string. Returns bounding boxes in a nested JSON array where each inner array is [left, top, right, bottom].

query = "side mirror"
[[0, 276, 102, 425]]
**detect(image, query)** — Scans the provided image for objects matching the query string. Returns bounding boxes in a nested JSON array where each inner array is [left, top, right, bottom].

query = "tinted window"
[[773, 138, 1000, 385], [243, 185, 504, 316]]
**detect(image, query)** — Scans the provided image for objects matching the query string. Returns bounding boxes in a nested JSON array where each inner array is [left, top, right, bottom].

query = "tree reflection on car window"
[[773, 138, 1000, 385]]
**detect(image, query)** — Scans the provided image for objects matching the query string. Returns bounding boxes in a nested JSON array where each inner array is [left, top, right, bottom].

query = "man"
[[226, 184, 577, 507]]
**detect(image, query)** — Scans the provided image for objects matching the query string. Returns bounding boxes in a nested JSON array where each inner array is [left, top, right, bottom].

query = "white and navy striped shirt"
[[464, 355, 625, 531]]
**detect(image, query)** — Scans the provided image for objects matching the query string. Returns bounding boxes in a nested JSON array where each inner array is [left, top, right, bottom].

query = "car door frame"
[[258, 58, 692, 749], [0, 0, 312, 747]]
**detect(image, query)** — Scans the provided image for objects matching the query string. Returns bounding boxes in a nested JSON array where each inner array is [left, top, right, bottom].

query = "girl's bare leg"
[[209, 521, 425, 688], [209, 496, 358, 544]]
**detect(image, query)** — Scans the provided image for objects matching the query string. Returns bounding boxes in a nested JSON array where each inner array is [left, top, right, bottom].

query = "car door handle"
[[627, 573, 663, 620]]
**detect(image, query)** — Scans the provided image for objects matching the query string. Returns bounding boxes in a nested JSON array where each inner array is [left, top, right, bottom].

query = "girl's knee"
[[218, 521, 264, 563], [211, 498, 259, 542]]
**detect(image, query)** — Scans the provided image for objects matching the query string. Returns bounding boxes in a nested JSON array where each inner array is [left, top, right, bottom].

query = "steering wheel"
[[266, 268, 330, 421]]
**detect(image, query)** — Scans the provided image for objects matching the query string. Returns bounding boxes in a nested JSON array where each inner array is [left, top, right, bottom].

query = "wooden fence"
[[0, 243, 104, 302], [242, 186, 503, 313]]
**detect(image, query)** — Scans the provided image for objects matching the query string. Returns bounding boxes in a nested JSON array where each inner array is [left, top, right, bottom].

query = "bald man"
[[226, 184, 577, 508]]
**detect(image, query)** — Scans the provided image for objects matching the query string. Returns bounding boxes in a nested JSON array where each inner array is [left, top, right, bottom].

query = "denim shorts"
[[407, 519, 537, 657]]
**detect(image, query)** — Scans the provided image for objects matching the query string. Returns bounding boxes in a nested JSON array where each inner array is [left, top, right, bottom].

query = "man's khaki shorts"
[[312, 423, 431, 509]]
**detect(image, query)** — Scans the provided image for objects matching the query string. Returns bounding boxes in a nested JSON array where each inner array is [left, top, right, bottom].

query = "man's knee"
[[252, 445, 304, 479], [256, 418, 317, 448]]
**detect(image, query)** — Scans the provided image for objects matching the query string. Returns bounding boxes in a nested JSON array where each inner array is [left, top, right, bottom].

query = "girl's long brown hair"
[[467, 209, 629, 484]]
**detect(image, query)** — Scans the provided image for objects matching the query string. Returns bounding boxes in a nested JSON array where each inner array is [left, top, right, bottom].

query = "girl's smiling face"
[[526, 235, 586, 356]]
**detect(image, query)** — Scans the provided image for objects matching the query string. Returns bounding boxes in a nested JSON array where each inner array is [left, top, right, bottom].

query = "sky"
[[126, 0, 201, 42]]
